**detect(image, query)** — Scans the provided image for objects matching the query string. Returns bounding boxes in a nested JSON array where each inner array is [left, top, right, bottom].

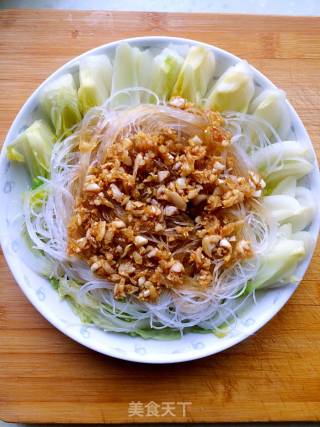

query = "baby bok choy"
[[206, 61, 254, 113], [263, 186, 316, 232], [78, 54, 112, 114], [111, 43, 141, 107], [246, 234, 306, 292], [249, 89, 291, 140], [151, 48, 183, 101], [41, 73, 82, 138], [7, 120, 55, 187], [254, 140, 314, 188], [137, 49, 154, 102], [172, 46, 216, 104]]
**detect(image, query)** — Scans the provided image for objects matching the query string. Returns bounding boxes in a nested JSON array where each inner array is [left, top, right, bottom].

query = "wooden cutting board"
[[0, 10, 319, 424]]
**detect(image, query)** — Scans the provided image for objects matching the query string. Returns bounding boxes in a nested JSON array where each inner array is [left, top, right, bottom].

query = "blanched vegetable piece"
[[172, 46, 215, 103], [249, 89, 291, 140], [205, 61, 254, 112], [292, 230, 314, 254], [58, 277, 96, 306], [271, 176, 297, 197], [263, 186, 316, 231], [246, 238, 305, 292], [263, 195, 301, 223], [277, 223, 293, 239], [57, 277, 200, 339], [137, 49, 154, 102], [20, 187, 53, 276], [290, 186, 316, 231], [7, 120, 55, 187], [151, 48, 184, 100], [277, 223, 313, 247], [254, 141, 314, 187], [78, 54, 112, 114], [111, 43, 140, 106], [41, 74, 82, 138], [28, 184, 48, 209]]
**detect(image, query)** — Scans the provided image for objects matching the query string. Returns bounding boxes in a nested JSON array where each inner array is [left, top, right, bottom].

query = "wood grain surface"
[[0, 9, 319, 424]]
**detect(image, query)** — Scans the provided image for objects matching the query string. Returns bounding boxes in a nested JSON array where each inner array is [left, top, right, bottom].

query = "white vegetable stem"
[[254, 140, 314, 187], [151, 48, 183, 101], [78, 54, 112, 114], [249, 89, 291, 140], [40, 73, 82, 138], [111, 43, 141, 107], [206, 61, 254, 113], [247, 238, 305, 291], [172, 46, 216, 103], [137, 49, 154, 103], [7, 120, 56, 186], [263, 187, 316, 232]]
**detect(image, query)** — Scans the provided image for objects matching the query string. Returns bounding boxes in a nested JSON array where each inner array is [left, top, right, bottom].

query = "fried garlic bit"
[[68, 100, 263, 302]]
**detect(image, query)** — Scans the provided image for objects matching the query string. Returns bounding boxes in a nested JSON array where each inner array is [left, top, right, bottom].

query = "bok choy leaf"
[[263, 187, 316, 232], [249, 89, 291, 140], [254, 141, 314, 188], [111, 43, 140, 107], [78, 54, 112, 114], [246, 238, 306, 292], [41, 73, 82, 138], [7, 120, 55, 187], [206, 61, 254, 112], [172, 46, 215, 103], [151, 48, 183, 100]]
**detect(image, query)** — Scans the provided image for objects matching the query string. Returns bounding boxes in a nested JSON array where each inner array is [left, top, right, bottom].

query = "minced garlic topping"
[[67, 99, 264, 302]]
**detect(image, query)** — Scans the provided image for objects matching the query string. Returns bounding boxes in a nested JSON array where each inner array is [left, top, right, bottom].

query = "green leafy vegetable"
[[172, 46, 215, 103], [206, 61, 254, 112], [50, 277, 60, 290], [28, 185, 48, 208], [56, 277, 216, 340], [7, 120, 55, 187], [78, 54, 112, 114], [130, 328, 182, 340], [41, 73, 82, 138]]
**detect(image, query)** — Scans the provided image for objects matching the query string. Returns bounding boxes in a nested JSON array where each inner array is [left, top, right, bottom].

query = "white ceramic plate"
[[1, 36, 319, 364]]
